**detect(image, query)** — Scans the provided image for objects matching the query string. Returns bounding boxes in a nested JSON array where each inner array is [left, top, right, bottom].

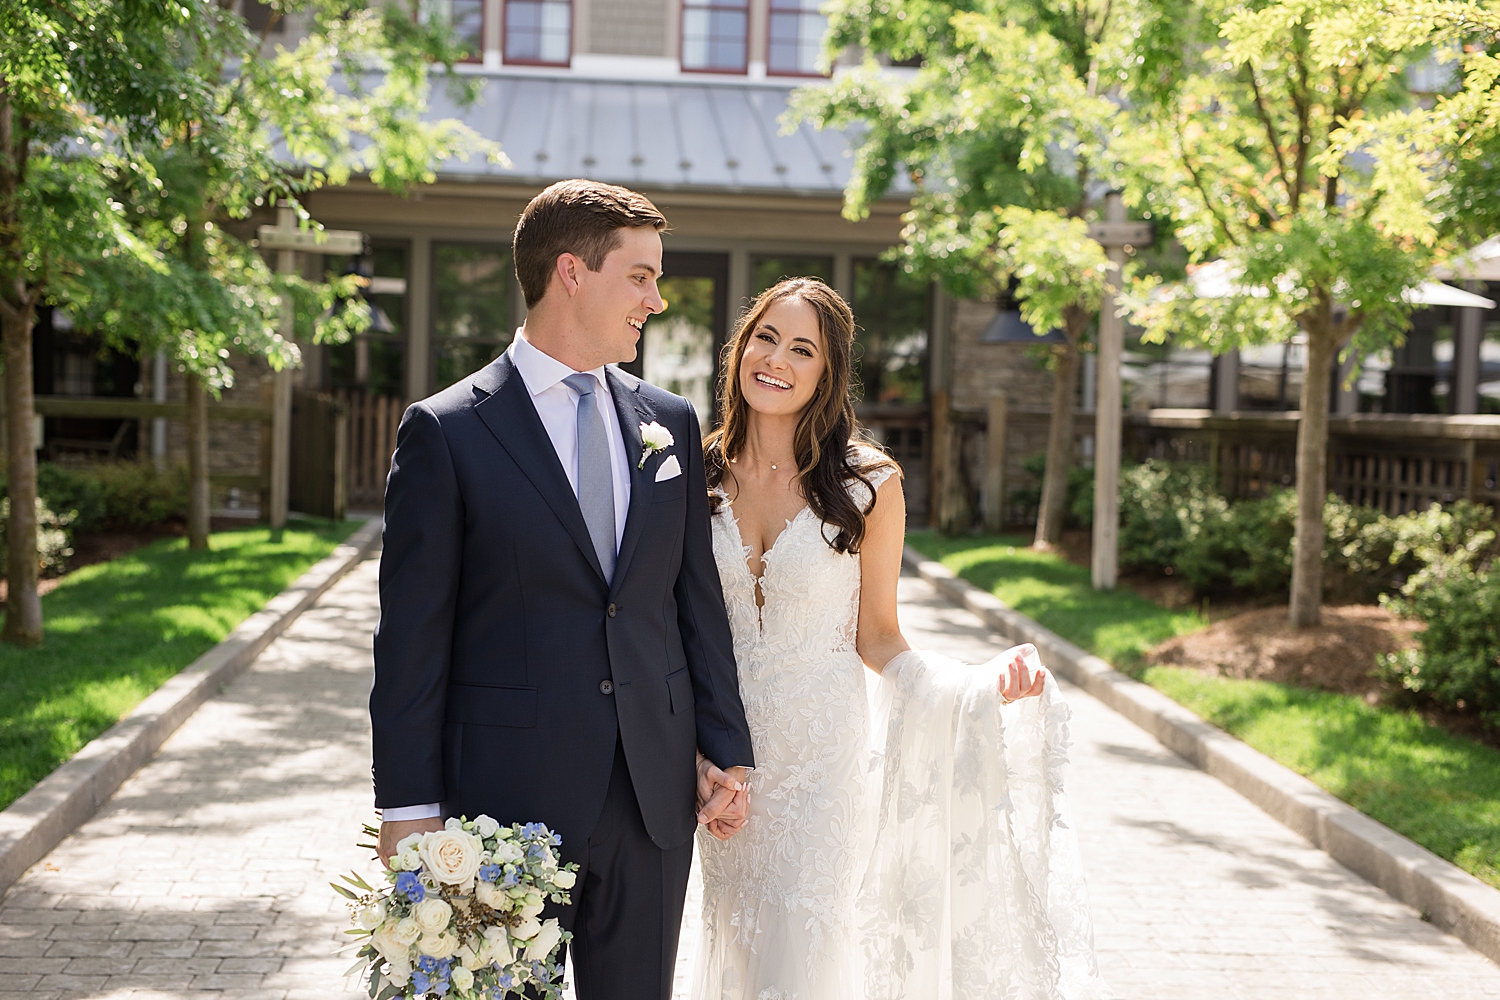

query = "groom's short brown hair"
[[513, 180, 669, 308]]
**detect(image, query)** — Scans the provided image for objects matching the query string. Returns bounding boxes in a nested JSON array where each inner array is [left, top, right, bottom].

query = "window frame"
[[765, 0, 831, 79], [679, 0, 751, 76], [502, 0, 573, 68]]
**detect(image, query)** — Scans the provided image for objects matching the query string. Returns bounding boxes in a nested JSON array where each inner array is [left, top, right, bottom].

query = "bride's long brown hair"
[[705, 277, 899, 555]]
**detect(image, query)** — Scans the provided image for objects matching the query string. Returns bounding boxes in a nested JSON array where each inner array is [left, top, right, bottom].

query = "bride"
[[691, 277, 1111, 1000]]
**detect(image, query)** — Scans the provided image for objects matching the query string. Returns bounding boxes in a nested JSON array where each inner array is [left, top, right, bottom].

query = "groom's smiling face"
[[574, 226, 666, 365]]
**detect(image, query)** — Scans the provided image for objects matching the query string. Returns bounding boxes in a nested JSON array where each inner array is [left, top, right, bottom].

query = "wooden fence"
[[338, 392, 404, 509], [1126, 410, 1500, 514]]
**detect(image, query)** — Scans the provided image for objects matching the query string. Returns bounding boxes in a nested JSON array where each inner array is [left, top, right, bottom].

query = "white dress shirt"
[[382, 330, 632, 824]]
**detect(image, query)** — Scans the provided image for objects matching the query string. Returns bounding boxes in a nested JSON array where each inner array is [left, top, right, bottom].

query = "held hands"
[[696, 756, 749, 842], [999, 648, 1046, 704]]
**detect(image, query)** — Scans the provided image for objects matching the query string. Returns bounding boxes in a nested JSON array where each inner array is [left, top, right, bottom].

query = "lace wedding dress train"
[[694, 453, 1110, 1000]]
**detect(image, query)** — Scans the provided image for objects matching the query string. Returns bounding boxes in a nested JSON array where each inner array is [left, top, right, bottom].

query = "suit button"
[[599, 680, 615, 695], [607, 603, 617, 618]]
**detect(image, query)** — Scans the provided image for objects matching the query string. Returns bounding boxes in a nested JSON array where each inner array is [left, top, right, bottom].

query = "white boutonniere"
[[638, 421, 674, 469]]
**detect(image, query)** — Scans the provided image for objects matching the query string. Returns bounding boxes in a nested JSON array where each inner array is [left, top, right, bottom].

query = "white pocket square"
[[654, 454, 682, 482]]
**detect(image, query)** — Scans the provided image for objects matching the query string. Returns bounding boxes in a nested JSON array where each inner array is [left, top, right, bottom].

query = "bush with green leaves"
[[8, 462, 189, 535], [1379, 523, 1500, 727], [0, 498, 74, 577]]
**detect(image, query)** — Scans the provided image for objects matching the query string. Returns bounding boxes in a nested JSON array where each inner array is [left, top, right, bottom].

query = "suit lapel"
[[472, 355, 607, 584], [608, 367, 653, 596]]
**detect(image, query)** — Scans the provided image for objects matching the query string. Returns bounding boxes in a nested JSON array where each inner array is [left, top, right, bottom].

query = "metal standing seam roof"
[[423, 70, 904, 196]]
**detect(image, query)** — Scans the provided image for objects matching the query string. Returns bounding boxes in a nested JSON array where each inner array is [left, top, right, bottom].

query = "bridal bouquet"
[[336, 816, 579, 1000]]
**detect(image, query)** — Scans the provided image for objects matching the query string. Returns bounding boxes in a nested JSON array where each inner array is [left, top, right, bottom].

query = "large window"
[[325, 244, 408, 400], [423, 0, 484, 61], [767, 0, 828, 77], [682, 0, 749, 74], [851, 259, 928, 405], [505, 0, 571, 65], [752, 255, 833, 295], [432, 244, 515, 391]]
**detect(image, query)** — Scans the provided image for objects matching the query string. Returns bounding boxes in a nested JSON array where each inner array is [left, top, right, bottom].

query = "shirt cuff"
[[381, 803, 442, 822]]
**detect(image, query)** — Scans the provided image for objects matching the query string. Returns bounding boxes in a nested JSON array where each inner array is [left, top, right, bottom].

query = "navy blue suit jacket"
[[370, 353, 754, 852]]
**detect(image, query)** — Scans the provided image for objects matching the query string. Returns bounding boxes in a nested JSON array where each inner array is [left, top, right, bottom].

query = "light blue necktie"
[[563, 373, 616, 581]]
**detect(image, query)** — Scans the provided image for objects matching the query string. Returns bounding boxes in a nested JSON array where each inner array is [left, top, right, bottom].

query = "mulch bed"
[[1148, 605, 1419, 699]]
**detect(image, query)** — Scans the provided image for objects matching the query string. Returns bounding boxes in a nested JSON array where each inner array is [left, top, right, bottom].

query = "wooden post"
[[333, 402, 349, 521], [983, 392, 1008, 533], [930, 389, 951, 533], [1455, 284, 1483, 415], [185, 374, 210, 549], [1089, 193, 1143, 590], [256, 205, 363, 526]]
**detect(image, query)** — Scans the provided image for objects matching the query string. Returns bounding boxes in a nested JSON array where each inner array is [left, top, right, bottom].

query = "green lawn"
[[907, 530, 1500, 890], [0, 521, 359, 811], [906, 532, 1204, 668]]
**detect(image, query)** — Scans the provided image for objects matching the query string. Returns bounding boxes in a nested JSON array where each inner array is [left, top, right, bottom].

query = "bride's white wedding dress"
[[694, 449, 1111, 1000]]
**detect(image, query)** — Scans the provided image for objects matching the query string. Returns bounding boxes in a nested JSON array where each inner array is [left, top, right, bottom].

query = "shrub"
[[1117, 460, 1231, 582], [1380, 528, 1500, 727], [3, 462, 188, 536], [86, 462, 189, 529], [1010, 454, 1095, 530], [0, 497, 75, 577]]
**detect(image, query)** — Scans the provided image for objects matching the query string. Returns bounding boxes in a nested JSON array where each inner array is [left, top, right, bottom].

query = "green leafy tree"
[[0, 0, 494, 644], [1120, 0, 1500, 626], [0, 1, 210, 644], [118, 1, 496, 550], [791, 0, 1176, 545]]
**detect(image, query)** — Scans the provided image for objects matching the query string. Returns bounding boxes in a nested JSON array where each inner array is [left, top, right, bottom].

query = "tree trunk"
[[1288, 323, 1337, 627], [0, 298, 40, 645], [186, 373, 210, 550], [1034, 341, 1081, 549]]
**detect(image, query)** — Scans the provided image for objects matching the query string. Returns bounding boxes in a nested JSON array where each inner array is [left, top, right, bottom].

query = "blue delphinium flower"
[[478, 862, 500, 883], [396, 871, 425, 903], [501, 869, 520, 887], [526, 844, 543, 861], [410, 970, 431, 994], [521, 822, 542, 839], [497, 970, 518, 990]]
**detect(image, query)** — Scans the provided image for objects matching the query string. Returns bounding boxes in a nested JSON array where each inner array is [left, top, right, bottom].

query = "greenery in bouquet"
[[335, 816, 579, 999]]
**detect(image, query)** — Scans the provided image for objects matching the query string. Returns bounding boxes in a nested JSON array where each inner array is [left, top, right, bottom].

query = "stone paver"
[[1, 554, 1497, 999]]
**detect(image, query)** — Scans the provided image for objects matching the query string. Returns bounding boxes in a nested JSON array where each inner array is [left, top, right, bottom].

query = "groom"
[[370, 179, 755, 1000]]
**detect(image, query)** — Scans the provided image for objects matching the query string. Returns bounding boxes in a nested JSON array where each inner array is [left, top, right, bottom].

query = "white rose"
[[451, 966, 475, 994], [474, 880, 505, 910], [357, 901, 387, 930], [395, 832, 425, 855], [392, 918, 422, 946], [421, 930, 460, 959], [445, 817, 464, 832], [518, 900, 544, 921], [371, 923, 409, 963], [455, 944, 481, 970], [411, 897, 452, 935], [419, 830, 483, 887], [512, 917, 541, 941], [523, 918, 564, 963], [552, 870, 576, 890], [396, 849, 420, 872], [385, 958, 411, 987], [640, 421, 674, 450], [482, 926, 516, 966], [473, 815, 500, 838], [491, 840, 523, 864]]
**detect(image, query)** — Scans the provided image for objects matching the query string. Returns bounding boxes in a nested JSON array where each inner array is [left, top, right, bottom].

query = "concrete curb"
[[0, 517, 383, 898], [903, 544, 1500, 965]]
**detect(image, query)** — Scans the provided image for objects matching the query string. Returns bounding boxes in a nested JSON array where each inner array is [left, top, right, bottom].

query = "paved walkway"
[[0, 554, 1497, 999]]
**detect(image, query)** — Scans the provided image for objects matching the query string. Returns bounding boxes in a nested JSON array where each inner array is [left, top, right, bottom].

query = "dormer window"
[[681, 0, 749, 74], [767, 0, 829, 76], [504, 0, 572, 65]]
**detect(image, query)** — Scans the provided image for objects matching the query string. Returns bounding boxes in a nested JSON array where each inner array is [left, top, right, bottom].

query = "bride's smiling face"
[[738, 297, 827, 419]]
